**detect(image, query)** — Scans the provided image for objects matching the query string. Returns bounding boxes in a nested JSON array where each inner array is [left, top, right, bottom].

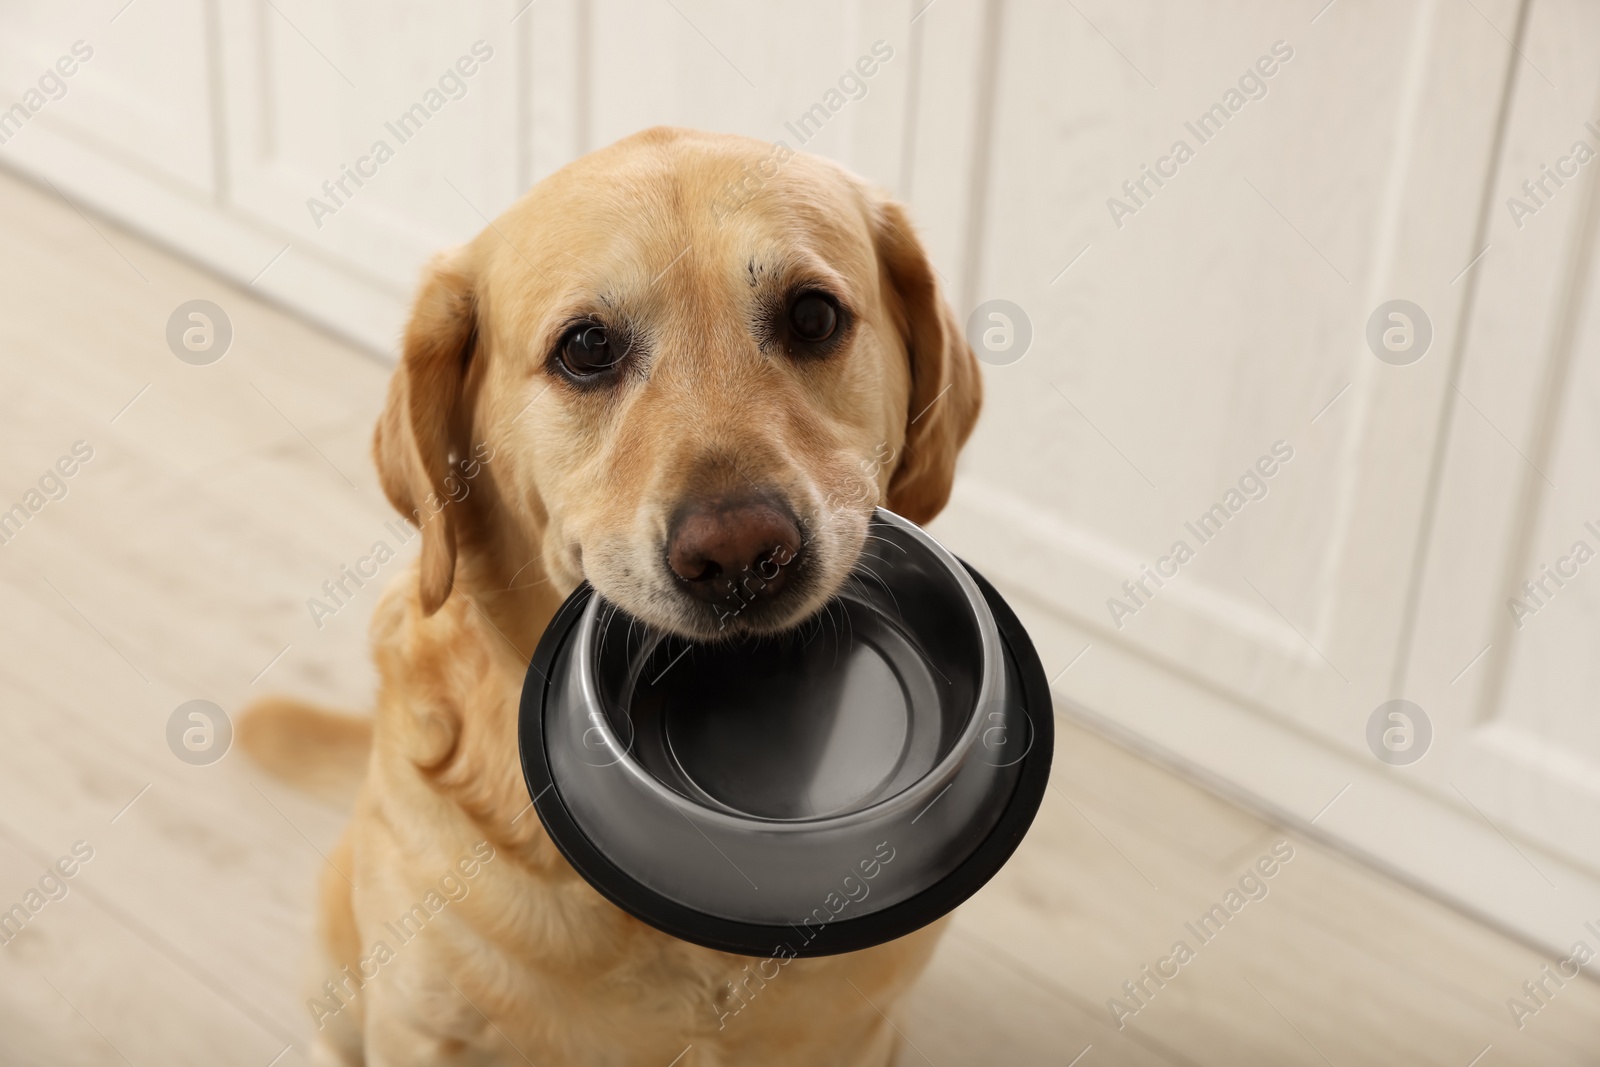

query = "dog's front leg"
[[361, 979, 505, 1067]]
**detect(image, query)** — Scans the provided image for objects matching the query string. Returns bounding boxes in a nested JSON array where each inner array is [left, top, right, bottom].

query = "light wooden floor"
[[1, 166, 1598, 1067]]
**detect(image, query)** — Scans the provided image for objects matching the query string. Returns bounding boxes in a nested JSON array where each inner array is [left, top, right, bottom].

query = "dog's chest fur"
[[346, 575, 929, 1064]]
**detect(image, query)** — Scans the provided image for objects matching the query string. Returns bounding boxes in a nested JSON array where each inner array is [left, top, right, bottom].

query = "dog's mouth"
[[666, 537, 823, 639], [576, 500, 870, 643], [653, 491, 843, 640], [587, 557, 838, 643]]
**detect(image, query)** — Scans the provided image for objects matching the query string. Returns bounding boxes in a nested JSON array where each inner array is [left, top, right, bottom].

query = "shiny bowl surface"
[[519, 509, 1052, 956]]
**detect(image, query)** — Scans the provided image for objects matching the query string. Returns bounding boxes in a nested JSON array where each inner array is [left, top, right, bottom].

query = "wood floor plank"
[[0, 818, 314, 1067], [896, 924, 1183, 1067]]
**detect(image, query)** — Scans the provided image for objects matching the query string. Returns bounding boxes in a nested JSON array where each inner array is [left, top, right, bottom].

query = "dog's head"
[[375, 127, 980, 640]]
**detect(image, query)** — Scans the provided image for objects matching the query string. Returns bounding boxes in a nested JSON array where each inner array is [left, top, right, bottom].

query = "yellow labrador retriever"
[[243, 126, 980, 1066]]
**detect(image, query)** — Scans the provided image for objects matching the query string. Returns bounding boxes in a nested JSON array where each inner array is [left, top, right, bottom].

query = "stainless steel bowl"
[[518, 509, 1052, 957]]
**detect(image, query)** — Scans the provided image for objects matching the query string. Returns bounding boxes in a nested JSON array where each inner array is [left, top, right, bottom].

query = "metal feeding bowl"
[[518, 509, 1052, 957]]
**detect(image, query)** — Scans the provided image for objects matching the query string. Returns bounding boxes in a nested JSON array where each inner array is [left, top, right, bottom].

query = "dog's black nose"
[[667, 497, 802, 604]]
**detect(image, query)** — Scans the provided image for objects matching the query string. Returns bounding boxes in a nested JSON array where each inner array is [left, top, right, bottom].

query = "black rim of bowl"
[[516, 561, 1054, 958]]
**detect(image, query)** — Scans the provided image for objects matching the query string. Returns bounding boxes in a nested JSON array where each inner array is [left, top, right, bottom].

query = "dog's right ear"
[[871, 198, 982, 524], [374, 250, 479, 616]]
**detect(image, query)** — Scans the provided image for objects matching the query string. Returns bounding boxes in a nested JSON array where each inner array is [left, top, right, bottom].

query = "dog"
[[241, 126, 981, 1066]]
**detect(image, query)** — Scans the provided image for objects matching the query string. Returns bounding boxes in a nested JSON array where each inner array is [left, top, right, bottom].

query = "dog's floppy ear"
[[374, 250, 479, 615], [872, 198, 982, 523]]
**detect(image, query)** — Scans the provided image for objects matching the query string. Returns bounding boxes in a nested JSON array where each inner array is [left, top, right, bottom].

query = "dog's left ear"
[[374, 249, 480, 615], [871, 197, 983, 523]]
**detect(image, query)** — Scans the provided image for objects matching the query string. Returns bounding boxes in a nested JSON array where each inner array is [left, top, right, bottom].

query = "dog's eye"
[[559, 325, 621, 376], [789, 293, 838, 343]]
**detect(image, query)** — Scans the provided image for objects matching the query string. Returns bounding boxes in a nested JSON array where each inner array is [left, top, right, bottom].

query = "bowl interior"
[[588, 520, 985, 820]]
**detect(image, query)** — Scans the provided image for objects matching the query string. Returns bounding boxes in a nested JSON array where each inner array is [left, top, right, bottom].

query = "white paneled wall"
[[6, 0, 1600, 958], [0, 0, 991, 356]]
